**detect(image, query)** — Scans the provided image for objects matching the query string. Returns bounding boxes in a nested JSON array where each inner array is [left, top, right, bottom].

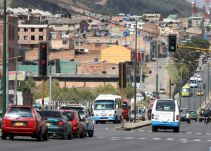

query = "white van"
[[190, 76, 198, 88], [151, 99, 180, 132]]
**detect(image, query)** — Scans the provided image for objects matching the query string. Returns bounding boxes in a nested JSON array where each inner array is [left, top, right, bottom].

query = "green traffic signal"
[[168, 34, 177, 52]]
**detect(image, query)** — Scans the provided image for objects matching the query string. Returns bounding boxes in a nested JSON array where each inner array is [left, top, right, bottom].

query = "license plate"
[[46, 123, 50, 126], [15, 122, 24, 126]]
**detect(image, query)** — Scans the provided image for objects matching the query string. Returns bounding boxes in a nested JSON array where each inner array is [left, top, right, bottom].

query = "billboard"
[[8, 71, 26, 81]]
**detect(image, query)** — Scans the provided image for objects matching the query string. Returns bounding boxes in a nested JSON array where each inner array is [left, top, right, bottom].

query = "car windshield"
[[41, 111, 61, 118], [95, 100, 114, 110], [156, 100, 175, 112], [5, 107, 33, 118], [189, 111, 196, 114]]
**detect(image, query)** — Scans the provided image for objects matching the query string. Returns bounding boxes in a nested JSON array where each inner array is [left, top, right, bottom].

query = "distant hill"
[[7, 0, 192, 17]]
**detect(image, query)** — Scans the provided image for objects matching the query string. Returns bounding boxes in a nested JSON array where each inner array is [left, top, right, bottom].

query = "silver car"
[[129, 109, 145, 121]]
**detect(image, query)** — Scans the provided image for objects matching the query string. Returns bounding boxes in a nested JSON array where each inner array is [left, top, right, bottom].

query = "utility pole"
[[208, 63, 210, 102], [49, 64, 52, 109], [2, 0, 7, 115], [133, 20, 138, 123], [156, 41, 159, 96], [14, 58, 18, 105], [179, 60, 183, 108], [169, 78, 171, 99]]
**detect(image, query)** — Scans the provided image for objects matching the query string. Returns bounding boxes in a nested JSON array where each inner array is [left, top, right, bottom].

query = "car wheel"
[[9, 135, 14, 140], [152, 126, 157, 132], [84, 130, 87, 137], [36, 129, 43, 141], [173, 127, 179, 133], [79, 130, 84, 138], [1, 131, 7, 140], [88, 130, 94, 137], [199, 118, 202, 122], [42, 128, 48, 141]]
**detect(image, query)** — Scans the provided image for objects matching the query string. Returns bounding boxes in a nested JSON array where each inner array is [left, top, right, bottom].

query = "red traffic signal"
[[39, 42, 48, 76]]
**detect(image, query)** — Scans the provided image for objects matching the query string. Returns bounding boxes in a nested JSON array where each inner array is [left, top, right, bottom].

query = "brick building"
[[77, 62, 118, 75], [0, 15, 18, 64], [18, 24, 49, 49]]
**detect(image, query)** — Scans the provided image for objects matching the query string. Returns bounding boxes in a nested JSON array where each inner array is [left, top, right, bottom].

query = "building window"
[[39, 35, 43, 40], [31, 35, 35, 40], [55, 25, 63, 27], [31, 28, 35, 32], [18, 28, 20, 32], [102, 71, 106, 74], [63, 40, 68, 45], [39, 28, 43, 32], [24, 28, 28, 32], [24, 35, 28, 40], [112, 67, 116, 70], [18, 35, 19, 40]]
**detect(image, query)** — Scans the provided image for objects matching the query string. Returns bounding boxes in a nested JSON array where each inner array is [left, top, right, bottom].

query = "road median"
[[116, 120, 151, 131]]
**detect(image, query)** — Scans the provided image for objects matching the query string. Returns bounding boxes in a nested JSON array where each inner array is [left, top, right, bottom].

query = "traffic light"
[[168, 34, 177, 52], [119, 62, 127, 88], [39, 42, 48, 76]]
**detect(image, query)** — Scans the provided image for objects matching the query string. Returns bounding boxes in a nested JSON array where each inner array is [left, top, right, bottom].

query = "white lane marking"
[[111, 137, 120, 139], [196, 133, 202, 135], [110, 138, 122, 141], [148, 131, 152, 133], [206, 133, 211, 135], [105, 128, 108, 130], [137, 137, 146, 140], [187, 132, 192, 134], [166, 138, 175, 141], [152, 138, 161, 140], [207, 140, 211, 142], [124, 137, 134, 140], [192, 139, 201, 142], [182, 141, 188, 143]]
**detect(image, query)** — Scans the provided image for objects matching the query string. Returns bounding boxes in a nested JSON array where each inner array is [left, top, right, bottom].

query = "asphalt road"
[[181, 62, 211, 111], [1, 121, 211, 151]]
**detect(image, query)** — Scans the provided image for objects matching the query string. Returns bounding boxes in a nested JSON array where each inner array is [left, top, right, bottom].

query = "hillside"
[[8, 0, 192, 17]]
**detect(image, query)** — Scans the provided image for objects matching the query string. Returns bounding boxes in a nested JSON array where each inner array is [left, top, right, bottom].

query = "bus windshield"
[[94, 100, 114, 110], [182, 88, 190, 92]]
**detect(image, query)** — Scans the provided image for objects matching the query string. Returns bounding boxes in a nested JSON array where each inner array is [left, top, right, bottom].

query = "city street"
[[0, 122, 211, 151]]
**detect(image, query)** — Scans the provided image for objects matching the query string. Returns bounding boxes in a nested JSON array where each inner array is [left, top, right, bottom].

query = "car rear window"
[[60, 106, 84, 113], [5, 107, 33, 118], [41, 111, 61, 118], [63, 112, 74, 121], [156, 100, 175, 112]]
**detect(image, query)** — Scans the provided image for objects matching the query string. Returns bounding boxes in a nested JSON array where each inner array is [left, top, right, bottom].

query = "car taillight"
[[176, 115, 179, 120], [58, 121, 63, 126], [151, 114, 154, 119], [72, 121, 77, 127]]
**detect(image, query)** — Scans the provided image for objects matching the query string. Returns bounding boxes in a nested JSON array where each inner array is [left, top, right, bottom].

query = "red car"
[[62, 110, 86, 138], [1, 105, 48, 141]]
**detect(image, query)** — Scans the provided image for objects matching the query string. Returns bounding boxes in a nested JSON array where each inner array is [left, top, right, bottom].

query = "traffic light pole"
[[2, 0, 7, 116], [42, 79, 45, 110]]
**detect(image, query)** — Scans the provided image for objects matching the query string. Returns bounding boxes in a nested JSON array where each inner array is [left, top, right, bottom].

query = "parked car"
[[129, 109, 145, 121], [62, 110, 86, 138], [1, 105, 48, 141], [40, 110, 72, 139], [189, 111, 197, 121], [180, 108, 190, 124], [60, 105, 94, 137]]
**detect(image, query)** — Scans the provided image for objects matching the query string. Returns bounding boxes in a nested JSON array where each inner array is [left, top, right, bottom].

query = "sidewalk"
[[116, 120, 151, 131]]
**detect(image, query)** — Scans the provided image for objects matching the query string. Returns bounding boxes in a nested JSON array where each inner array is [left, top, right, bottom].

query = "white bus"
[[92, 94, 122, 124]]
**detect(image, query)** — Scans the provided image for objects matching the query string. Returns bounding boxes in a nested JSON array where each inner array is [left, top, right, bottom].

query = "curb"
[[116, 122, 151, 131]]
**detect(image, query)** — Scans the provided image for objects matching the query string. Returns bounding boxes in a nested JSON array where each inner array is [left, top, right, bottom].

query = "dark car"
[[62, 110, 86, 138], [199, 109, 211, 122], [60, 105, 94, 137], [1, 105, 48, 141], [40, 110, 73, 139]]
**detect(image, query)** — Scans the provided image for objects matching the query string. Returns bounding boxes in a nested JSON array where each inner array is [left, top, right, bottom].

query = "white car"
[[159, 88, 166, 94]]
